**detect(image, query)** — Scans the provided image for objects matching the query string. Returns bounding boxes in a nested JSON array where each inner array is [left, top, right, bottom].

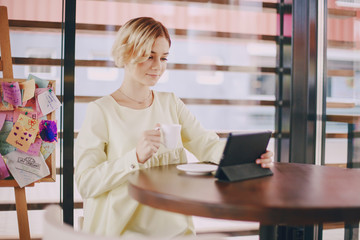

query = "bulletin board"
[[0, 6, 57, 188], [0, 78, 57, 187]]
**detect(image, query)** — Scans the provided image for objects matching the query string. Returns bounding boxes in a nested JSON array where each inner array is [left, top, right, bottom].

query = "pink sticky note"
[[0, 113, 6, 130], [19, 137, 42, 156], [1, 82, 22, 107], [5, 111, 13, 122], [24, 98, 41, 117], [34, 88, 50, 118], [0, 154, 10, 179]]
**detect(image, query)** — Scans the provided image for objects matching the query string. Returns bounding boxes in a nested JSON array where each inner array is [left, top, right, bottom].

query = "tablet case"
[[215, 131, 273, 182]]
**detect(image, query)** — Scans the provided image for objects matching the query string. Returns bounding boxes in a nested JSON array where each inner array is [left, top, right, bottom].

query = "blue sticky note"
[[27, 74, 49, 88], [0, 121, 16, 155]]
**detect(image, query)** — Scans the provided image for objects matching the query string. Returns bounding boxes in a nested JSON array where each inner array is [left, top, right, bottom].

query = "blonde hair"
[[111, 17, 171, 68]]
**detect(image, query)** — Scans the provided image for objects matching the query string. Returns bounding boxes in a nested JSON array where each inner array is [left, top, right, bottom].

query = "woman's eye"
[[148, 56, 167, 61]]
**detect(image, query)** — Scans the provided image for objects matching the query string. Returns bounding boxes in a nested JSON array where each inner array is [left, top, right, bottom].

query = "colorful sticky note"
[[17, 114, 39, 132], [20, 89, 24, 105], [5, 151, 50, 188], [6, 115, 39, 152], [0, 100, 14, 111], [0, 121, 16, 155], [1, 82, 22, 106], [40, 141, 55, 160], [27, 74, 49, 88], [37, 89, 61, 116], [24, 98, 41, 116], [0, 113, 6, 131], [19, 79, 36, 103], [34, 88, 49, 118], [0, 154, 10, 180], [13, 108, 37, 123], [0, 84, 14, 111], [4, 111, 13, 122], [18, 137, 42, 156], [6, 122, 36, 152]]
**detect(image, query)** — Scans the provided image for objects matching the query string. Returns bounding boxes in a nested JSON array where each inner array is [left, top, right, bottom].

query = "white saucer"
[[176, 163, 218, 175]]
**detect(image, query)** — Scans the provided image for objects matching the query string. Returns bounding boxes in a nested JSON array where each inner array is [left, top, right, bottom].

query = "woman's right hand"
[[136, 127, 161, 163]]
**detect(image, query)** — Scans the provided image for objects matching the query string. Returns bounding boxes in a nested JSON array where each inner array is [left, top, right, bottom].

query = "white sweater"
[[75, 91, 225, 238]]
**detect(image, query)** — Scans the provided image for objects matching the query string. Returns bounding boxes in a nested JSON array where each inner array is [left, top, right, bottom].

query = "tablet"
[[215, 131, 273, 182]]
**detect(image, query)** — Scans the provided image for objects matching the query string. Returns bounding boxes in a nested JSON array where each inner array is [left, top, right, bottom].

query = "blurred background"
[[0, 0, 359, 239]]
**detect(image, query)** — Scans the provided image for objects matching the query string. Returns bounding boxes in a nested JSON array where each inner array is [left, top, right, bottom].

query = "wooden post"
[[14, 187, 31, 240], [0, 6, 31, 240], [0, 6, 14, 78]]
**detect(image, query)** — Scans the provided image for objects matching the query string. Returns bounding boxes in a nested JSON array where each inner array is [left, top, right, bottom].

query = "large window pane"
[[325, 0, 360, 166]]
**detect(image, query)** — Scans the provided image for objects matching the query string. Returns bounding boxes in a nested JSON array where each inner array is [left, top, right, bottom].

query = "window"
[[25, 48, 57, 78]]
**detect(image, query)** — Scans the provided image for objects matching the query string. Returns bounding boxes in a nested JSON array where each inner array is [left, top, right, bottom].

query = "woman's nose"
[[151, 58, 161, 70]]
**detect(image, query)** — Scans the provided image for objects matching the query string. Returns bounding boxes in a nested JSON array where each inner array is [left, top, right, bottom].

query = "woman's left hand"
[[256, 150, 273, 168]]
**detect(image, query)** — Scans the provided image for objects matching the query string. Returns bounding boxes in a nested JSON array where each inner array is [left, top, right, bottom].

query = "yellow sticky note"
[[19, 79, 36, 103], [17, 114, 39, 133], [6, 121, 38, 152]]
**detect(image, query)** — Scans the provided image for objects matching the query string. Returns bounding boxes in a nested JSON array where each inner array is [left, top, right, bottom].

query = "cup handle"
[[154, 127, 164, 146]]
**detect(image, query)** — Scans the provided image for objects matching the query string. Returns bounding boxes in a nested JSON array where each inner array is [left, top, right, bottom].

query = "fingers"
[[256, 150, 274, 168], [145, 129, 161, 143], [261, 150, 273, 158], [136, 129, 162, 163], [256, 158, 273, 168], [139, 145, 158, 163]]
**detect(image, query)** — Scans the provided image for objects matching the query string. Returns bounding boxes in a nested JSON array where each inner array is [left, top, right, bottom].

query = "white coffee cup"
[[157, 124, 181, 149]]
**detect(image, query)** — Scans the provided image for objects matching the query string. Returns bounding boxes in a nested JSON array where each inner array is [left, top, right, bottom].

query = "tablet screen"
[[219, 131, 272, 167], [215, 131, 272, 181]]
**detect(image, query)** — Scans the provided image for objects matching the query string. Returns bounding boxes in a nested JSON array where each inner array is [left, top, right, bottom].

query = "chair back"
[[43, 205, 121, 240]]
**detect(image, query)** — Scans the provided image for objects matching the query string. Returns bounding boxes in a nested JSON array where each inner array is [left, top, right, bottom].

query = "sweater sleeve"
[[174, 95, 226, 164], [74, 102, 139, 199]]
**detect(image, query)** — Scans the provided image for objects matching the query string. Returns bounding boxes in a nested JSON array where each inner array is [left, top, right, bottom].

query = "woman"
[[75, 17, 273, 238]]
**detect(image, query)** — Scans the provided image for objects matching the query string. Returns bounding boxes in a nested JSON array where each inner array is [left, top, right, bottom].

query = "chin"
[[146, 79, 160, 86], [148, 82, 158, 87]]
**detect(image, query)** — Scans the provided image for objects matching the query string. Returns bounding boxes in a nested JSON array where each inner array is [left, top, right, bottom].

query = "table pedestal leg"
[[276, 225, 321, 240], [260, 224, 277, 240], [14, 187, 31, 240], [345, 222, 359, 240]]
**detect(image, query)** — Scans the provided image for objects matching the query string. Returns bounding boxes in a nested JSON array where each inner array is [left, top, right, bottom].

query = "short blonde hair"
[[111, 17, 171, 68]]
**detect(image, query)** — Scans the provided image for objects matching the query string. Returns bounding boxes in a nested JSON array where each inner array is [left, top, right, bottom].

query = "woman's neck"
[[111, 81, 153, 109], [119, 82, 151, 102]]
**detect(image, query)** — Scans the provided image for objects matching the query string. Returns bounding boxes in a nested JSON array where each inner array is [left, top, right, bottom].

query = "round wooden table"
[[128, 162, 360, 238]]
